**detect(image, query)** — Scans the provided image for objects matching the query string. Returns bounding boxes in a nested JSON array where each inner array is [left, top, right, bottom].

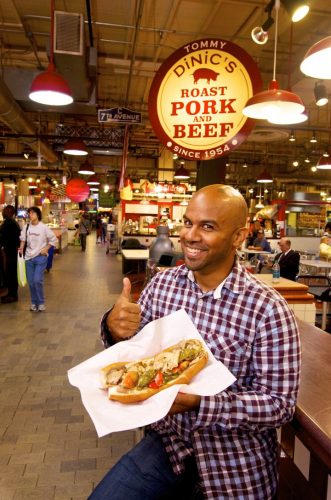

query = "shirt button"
[[198, 299, 203, 305]]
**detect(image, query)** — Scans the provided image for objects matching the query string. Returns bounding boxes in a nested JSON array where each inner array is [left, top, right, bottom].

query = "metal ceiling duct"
[[53, 10, 96, 102], [0, 78, 57, 163]]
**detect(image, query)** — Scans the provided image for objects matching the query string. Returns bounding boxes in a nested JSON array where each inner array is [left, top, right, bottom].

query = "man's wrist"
[[100, 309, 115, 348]]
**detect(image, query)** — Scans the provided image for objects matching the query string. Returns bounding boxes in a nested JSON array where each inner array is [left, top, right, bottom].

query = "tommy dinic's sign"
[[148, 38, 262, 161]]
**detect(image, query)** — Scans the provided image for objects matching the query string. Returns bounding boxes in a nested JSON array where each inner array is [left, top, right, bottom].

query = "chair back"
[[296, 274, 331, 287]]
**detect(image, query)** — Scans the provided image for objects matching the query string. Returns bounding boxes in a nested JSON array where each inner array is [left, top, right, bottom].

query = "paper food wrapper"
[[68, 309, 236, 437]]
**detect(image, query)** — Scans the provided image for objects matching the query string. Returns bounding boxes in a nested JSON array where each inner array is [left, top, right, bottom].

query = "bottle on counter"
[[272, 261, 280, 283], [149, 225, 174, 264]]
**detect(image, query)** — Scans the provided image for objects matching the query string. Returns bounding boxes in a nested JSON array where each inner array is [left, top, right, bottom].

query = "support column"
[[196, 158, 227, 189]]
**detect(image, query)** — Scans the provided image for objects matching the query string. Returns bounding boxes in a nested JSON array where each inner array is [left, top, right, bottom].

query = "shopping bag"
[[17, 253, 27, 287]]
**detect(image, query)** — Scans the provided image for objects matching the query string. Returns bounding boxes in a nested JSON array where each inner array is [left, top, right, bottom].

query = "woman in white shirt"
[[19, 206, 57, 311]]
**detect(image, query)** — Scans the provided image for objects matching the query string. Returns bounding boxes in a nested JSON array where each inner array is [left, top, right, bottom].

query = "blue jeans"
[[25, 254, 48, 305], [88, 430, 202, 500]]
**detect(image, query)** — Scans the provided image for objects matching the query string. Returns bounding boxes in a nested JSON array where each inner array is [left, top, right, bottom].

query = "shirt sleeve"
[[19, 226, 27, 242], [45, 226, 59, 247], [193, 299, 301, 432]]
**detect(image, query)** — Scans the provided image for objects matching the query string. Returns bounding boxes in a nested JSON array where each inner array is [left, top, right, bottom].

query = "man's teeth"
[[186, 248, 202, 256]]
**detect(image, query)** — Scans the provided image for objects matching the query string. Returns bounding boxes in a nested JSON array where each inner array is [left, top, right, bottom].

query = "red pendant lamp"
[[29, 0, 73, 106], [300, 36, 331, 79], [243, 0, 305, 124], [63, 139, 88, 156]]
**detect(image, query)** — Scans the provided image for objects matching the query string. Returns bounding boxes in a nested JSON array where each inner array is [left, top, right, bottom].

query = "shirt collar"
[[185, 259, 245, 298]]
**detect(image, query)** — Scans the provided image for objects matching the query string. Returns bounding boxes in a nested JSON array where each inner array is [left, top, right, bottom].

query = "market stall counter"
[[48, 226, 68, 253], [255, 274, 316, 325]]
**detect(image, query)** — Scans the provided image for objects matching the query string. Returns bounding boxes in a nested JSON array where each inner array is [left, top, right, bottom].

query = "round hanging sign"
[[65, 178, 90, 202], [148, 38, 262, 161]]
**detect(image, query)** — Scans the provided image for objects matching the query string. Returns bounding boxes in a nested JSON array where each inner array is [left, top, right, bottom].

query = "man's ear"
[[233, 227, 249, 249]]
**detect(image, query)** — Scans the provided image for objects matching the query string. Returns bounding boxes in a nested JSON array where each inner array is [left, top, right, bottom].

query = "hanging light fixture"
[[243, 0, 305, 124], [316, 152, 331, 170], [310, 132, 317, 143], [63, 139, 88, 156], [173, 161, 190, 180], [301, 36, 331, 79], [314, 81, 329, 107], [78, 158, 95, 175], [29, 0, 73, 106], [255, 186, 265, 209], [268, 108, 308, 124], [257, 168, 273, 183], [281, 0, 309, 22], [251, 11, 274, 45], [87, 176, 100, 185], [289, 130, 296, 142]]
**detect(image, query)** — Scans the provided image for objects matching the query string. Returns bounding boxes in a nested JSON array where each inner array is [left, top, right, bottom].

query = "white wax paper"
[[68, 309, 236, 437]]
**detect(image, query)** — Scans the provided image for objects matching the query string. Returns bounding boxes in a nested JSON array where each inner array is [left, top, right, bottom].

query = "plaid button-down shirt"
[[133, 261, 300, 499]]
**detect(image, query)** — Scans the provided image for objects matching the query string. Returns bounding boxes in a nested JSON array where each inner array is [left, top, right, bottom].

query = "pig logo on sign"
[[193, 68, 219, 84]]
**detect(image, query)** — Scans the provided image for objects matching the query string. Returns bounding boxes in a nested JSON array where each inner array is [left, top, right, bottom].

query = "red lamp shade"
[[243, 80, 304, 122], [256, 169, 273, 183], [29, 63, 73, 106], [63, 139, 88, 156], [316, 154, 331, 170], [300, 36, 331, 79], [65, 178, 90, 202], [87, 176, 100, 185]]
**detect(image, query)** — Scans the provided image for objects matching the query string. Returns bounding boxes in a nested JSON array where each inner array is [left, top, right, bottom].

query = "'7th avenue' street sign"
[[98, 107, 141, 124]]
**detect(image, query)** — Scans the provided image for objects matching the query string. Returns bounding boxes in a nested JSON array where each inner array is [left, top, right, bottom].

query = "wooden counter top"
[[295, 319, 331, 469], [254, 274, 314, 303]]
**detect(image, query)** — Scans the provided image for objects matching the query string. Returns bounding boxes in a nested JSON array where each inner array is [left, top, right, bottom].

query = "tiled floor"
[[0, 237, 140, 499]]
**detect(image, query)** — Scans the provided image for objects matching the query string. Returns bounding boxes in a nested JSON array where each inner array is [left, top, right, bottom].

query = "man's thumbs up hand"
[[106, 277, 141, 341], [120, 276, 133, 302]]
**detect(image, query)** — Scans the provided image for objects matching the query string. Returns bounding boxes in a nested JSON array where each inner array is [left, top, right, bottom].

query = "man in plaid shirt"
[[91, 184, 301, 499]]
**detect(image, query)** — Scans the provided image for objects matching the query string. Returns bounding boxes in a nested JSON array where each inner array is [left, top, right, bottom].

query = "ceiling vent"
[[54, 11, 83, 56], [247, 128, 289, 143], [52, 11, 92, 102]]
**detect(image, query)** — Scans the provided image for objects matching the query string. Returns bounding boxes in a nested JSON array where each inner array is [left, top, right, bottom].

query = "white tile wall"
[[294, 436, 310, 481], [290, 303, 316, 325]]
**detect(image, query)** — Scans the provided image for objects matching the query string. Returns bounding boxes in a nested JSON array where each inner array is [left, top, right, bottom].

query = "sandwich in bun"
[[100, 339, 208, 403]]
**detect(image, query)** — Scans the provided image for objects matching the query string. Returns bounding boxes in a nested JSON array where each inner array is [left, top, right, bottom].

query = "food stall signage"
[[98, 107, 142, 124], [148, 38, 262, 161]]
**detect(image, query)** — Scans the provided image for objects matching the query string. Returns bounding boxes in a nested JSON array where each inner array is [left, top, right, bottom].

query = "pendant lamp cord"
[[272, 0, 280, 81], [50, 0, 54, 65], [287, 23, 293, 90]]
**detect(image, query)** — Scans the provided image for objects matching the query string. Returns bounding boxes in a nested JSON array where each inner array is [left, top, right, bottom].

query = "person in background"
[[248, 228, 271, 252], [319, 222, 331, 260], [101, 214, 108, 243], [247, 219, 262, 246], [90, 184, 301, 500], [247, 228, 272, 272], [0, 205, 21, 303], [95, 214, 103, 244], [78, 212, 91, 252], [19, 206, 57, 312], [269, 238, 300, 281]]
